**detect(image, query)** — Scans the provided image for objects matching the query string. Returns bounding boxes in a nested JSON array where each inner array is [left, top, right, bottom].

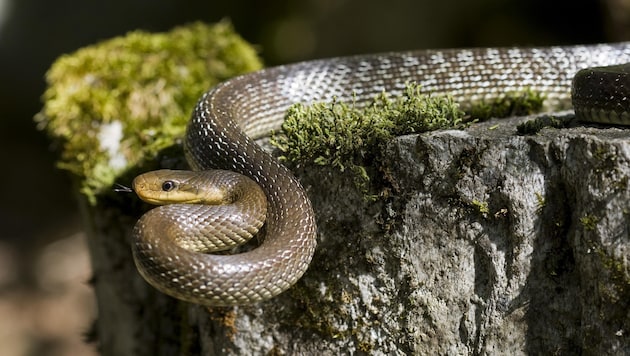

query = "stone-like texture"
[[87, 113, 629, 355], [189, 114, 629, 355]]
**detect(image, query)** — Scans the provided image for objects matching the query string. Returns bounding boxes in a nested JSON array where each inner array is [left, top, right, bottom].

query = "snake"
[[131, 42, 630, 306]]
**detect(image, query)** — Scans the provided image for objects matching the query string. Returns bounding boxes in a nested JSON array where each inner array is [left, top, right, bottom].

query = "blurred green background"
[[0, 0, 627, 353]]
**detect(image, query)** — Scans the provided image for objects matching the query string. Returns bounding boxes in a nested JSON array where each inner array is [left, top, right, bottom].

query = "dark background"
[[0, 0, 625, 300]]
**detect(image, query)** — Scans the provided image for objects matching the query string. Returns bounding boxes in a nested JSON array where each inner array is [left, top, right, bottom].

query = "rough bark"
[[87, 114, 629, 355]]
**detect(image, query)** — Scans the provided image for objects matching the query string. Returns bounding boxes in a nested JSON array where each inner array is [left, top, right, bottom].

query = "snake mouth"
[[137, 197, 165, 205], [131, 178, 160, 204]]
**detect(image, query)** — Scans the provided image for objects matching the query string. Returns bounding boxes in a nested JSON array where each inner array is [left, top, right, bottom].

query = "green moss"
[[516, 114, 573, 135], [468, 88, 545, 121], [579, 215, 599, 231], [271, 82, 464, 194], [357, 340, 375, 353], [471, 199, 490, 216], [596, 248, 630, 303], [35, 21, 263, 204], [272, 85, 550, 196], [535, 192, 546, 213]]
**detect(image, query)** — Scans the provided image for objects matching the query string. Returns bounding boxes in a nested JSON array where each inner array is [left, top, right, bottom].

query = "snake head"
[[132, 169, 229, 205]]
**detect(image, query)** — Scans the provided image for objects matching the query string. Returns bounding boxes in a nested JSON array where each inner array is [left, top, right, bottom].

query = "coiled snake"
[[131, 42, 630, 306]]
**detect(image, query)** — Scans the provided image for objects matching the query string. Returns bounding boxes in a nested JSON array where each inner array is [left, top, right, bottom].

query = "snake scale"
[[132, 42, 630, 306]]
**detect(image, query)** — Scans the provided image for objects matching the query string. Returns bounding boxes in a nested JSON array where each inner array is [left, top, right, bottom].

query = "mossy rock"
[[271, 83, 546, 197], [35, 21, 263, 204]]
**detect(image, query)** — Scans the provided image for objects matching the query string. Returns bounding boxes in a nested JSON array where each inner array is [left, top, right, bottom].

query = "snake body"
[[132, 42, 630, 306]]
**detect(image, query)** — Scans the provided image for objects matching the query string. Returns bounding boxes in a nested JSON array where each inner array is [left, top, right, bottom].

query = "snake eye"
[[161, 180, 176, 192]]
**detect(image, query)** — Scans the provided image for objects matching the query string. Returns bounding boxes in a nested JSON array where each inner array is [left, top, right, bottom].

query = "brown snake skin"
[[132, 42, 630, 306]]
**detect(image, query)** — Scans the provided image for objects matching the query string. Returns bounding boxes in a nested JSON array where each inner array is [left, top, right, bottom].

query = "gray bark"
[[87, 114, 629, 355]]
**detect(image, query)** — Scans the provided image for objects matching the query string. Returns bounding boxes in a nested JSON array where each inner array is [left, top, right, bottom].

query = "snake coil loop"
[[132, 42, 630, 306]]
